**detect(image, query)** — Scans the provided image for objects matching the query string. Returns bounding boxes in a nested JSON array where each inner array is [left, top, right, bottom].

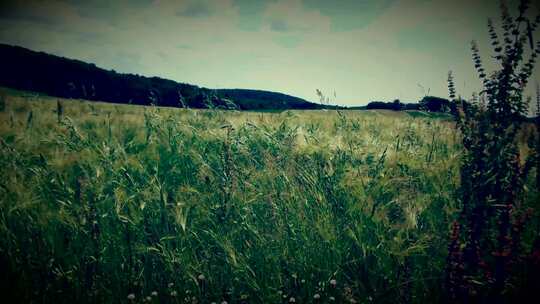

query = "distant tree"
[[392, 99, 403, 111], [366, 101, 391, 110], [419, 96, 451, 112], [403, 103, 421, 110], [66, 82, 76, 98], [148, 90, 158, 106]]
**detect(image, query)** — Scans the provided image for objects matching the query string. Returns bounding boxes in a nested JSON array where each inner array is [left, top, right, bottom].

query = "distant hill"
[[0, 44, 323, 110]]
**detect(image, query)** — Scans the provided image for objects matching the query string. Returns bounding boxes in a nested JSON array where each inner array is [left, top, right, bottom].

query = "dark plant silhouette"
[[446, 0, 540, 301], [56, 99, 63, 123], [0, 93, 5, 112]]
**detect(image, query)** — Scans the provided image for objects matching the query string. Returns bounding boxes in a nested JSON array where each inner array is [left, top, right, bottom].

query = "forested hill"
[[0, 44, 322, 110]]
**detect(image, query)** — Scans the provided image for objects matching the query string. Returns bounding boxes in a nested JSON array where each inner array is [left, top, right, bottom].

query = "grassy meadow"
[[0, 88, 497, 303]]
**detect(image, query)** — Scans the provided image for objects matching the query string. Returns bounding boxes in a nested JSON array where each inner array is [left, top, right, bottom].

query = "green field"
[[0, 88, 531, 303]]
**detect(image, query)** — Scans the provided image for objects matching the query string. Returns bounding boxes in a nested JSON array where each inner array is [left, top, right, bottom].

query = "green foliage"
[[446, 1, 540, 301]]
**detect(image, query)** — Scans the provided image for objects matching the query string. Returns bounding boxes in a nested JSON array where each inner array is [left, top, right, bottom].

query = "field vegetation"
[[0, 88, 467, 303]]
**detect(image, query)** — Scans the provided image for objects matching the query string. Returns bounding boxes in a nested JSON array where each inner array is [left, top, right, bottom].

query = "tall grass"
[[0, 89, 473, 303]]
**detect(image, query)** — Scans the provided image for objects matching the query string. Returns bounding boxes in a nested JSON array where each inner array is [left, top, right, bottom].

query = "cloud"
[[265, 0, 329, 31], [0, 0, 79, 26], [233, 0, 276, 31], [303, 0, 395, 31], [61, 0, 154, 26], [270, 19, 290, 32], [176, 2, 212, 18]]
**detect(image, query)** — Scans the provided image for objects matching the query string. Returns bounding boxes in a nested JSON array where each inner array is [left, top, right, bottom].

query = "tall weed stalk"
[[446, 1, 540, 301]]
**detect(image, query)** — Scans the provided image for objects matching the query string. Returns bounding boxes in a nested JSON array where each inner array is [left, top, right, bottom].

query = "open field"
[[0, 88, 536, 303], [2, 1, 540, 303]]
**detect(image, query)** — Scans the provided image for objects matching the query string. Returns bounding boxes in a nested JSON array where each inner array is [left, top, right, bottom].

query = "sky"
[[0, 0, 539, 107]]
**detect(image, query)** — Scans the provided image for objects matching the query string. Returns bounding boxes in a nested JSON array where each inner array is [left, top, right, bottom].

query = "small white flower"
[[198, 274, 206, 281], [170, 291, 177, 297], [127, 293, 136, 301], [221, 301, 228, 304], [151, 291, 158, 297], [289, 297, 296, 303], [330, 279, 337, 287], [329, 296, 336, 301], [313, 294, 321, 300], [168, 282, 174, 288], [146, 296, 152, 301]]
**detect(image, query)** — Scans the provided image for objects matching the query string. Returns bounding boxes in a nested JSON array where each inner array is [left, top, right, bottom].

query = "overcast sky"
[[0, 0, 539, 106]]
